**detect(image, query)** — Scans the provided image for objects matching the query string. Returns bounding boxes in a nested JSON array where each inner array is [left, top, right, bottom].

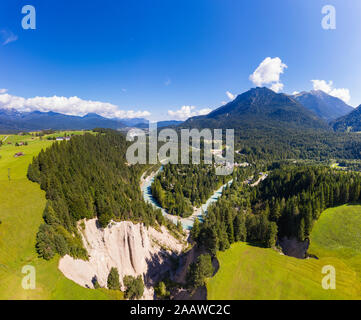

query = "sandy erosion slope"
[[59, 219, 186, 299]]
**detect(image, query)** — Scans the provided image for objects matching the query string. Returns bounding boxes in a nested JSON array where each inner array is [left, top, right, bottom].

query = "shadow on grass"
[[245, 241, 267, 249]]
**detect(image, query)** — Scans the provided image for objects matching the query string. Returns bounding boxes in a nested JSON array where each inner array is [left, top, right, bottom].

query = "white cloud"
[[1, 30, 18, 45], [198, 108, 212, 115], [270, 82, 284, 93], [0, 93, 151, 119], [0, 88, 8, 94], [329, 88, 351, 104], [311, 80, 351, 104], [165, 78, 171, 86], [167, 106, 197, 120], [292, 91, 300, 95], [249, 57, 287, 92], [226, 91, 235, 100], [167, 106, 212, 121], [311, 80, 332, 93]]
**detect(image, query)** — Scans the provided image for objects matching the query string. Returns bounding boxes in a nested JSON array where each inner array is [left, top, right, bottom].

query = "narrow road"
[[250, 173, 268, 187]]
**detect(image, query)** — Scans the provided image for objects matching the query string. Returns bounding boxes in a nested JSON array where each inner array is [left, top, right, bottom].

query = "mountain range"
[[292, 90, 353, 121], [0, 109, 126, 132], [181, 87, 329, 131], [0, 88, 358, 133]]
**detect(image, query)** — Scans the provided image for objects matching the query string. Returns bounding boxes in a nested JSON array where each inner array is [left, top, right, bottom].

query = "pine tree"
[[298, 218, 305, 242], [191, 218, 200, 240], [270, 201, 281, 221], [107, 267, 120, 290]]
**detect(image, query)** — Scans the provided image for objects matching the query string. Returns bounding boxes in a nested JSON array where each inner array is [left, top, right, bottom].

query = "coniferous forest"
[[27, 130, 163, 260], [151, 163, 228, 217], [27, 129, 361, 261], [194, 163, 361, 256]]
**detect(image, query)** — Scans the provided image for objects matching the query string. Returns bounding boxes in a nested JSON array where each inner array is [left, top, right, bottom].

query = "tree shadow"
[[144, 250, 181, 299]]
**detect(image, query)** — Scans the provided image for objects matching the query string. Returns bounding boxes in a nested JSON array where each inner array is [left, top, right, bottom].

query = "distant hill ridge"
[[0, 109, 152, 131], [332, 104, 361, 132], [0, 108, 184, 132], [292, 90, 353, 121]]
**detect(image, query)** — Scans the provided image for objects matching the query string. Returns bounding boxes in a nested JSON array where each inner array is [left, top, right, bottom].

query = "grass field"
[[207, 205, 361, 300], [0, 133, 123, 300], [308, 204, 361, 282]]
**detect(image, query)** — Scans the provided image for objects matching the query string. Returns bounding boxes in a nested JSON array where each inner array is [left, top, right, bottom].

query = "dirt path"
[[250, 173, 268, 187]]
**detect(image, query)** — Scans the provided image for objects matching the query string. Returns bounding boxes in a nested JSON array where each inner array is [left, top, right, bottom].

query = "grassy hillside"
[[308, 204, 361, 282], [207, 205, 361, 300], [0, 133, 123, 299]]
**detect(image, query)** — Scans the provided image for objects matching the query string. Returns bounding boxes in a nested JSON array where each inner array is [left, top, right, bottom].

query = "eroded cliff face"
[[58, 219, 186, 299]]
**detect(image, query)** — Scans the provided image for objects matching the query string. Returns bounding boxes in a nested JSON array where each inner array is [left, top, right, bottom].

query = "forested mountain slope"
[[181, 87, 328, 130], [177, 88, 361, 161], [332, 105, 361, 132]]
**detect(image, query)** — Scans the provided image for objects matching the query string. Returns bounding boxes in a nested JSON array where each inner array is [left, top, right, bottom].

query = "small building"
[[14, 152, 24, 158], [56, 137, 71, 141]]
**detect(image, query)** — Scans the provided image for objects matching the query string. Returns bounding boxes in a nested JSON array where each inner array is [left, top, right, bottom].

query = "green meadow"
[[308, 204, 361, 282], [0, 133, 123, 300], [207, 205, 361, 300]]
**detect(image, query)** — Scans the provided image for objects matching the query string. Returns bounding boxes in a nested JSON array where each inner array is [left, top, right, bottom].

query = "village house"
[[14, 152, 24, 158], [56, 137, 71, 141]]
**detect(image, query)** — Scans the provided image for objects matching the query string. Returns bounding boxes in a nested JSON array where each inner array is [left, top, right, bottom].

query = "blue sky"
[[0, 0, 360, 120]]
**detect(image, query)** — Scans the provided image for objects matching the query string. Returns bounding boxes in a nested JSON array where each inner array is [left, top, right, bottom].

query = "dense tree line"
[[253, 164, 361, 241], [234, 128, 361, 163], [28, 130, 162, 260], [193, 165, 278, 254], [186, 254, 214, 289], [194, 163, 361, 257], [151, 163, 228, 217], [337, 159, 361, 172]]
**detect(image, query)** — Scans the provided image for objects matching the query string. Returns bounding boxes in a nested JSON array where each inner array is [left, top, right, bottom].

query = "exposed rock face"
[[58, 219, 186, 299]]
